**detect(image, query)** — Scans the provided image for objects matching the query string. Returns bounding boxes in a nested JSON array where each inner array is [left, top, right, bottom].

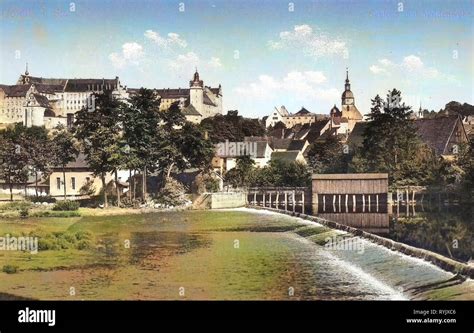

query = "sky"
[[0, 0, 473, 118]]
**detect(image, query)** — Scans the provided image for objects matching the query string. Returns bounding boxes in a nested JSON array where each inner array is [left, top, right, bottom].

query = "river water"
[[0, 208, 471, 300]]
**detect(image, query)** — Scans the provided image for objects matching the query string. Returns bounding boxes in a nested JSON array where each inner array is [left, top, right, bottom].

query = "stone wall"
[[210, 192, 247, 209]]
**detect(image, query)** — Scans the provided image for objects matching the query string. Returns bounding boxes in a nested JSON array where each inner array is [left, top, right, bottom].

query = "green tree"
[[200, 110, 266, 143], [153, 102, 214, 184], [357, 89, 434, 185], [0, 124, 30, 201], [23, 126, 54, 197], [250, 159, 311, 187], [224, 155, 256, 188], [307, 135, 350, 173], [73, 93, 122, 207], [50, 124, 79, 201], [121, 88, 161, 202]]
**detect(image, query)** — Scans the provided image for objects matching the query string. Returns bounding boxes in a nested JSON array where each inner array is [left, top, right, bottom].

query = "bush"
[[32, 210, 81, 218], [155, 178, 187, 206], [19, 208, 29, 218], [27, 195, 56, 203], [37, 231, 92, 250], [2, 265, 18, 274], [0, 201, 32, 211], [52, 200, 80, 211], [77, 239, 91, 250]]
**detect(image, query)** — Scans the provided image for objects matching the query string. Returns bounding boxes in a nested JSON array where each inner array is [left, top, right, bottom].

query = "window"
[[56, 177, 61, 190], [71, 177, 76, 190]]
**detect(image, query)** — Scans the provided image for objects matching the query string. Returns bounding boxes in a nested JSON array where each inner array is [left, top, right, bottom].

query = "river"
[[0, 208, 472, 300]]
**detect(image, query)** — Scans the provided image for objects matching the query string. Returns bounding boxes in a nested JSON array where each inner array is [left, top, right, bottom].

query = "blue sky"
[[0, 0, 472, 117]]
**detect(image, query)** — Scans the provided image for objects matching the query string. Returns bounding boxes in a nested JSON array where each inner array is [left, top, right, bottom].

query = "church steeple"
[[344, 67, 350, 91], [25, 62, 29, 76]]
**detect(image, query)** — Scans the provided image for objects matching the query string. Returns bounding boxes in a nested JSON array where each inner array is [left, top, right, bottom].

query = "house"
[[284, 107, 327, 128], [244, 136, 309, 165], [49, 154, 129, 199], [0, 175, 49, 197], [213, 138, 273, 172], [347, 116, 468, 159], [414, 116, 469, 158], [269, 138, 310, 158], [266, 105, 289, 128], [347, 122, 368, 149], [462, 115, 474, 140], [271, 151, 307, 164], [181, 104, 202, 124]]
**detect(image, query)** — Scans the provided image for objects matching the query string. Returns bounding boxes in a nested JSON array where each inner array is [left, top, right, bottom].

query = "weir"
[[312, 173, 390, 231]]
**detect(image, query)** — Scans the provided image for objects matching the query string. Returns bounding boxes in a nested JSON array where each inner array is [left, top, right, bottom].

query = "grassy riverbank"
[[0, 201, 190, 219]]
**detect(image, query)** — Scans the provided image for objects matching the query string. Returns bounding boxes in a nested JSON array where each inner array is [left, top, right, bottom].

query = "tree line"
[[0, 89, 215, 206]]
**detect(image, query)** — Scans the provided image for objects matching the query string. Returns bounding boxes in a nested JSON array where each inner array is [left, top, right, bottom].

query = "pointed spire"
[[344, 67, 351, 91], [25, 62, 29, 76]]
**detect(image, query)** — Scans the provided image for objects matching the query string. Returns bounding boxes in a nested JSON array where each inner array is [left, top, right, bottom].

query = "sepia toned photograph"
[[0, 0, 472, 329]]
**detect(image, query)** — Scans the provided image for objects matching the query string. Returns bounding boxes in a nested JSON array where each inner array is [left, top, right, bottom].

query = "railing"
[[247, 187, 310, 214]]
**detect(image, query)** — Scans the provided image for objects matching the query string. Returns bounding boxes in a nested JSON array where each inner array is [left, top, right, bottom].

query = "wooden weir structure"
[[311, 173, 390, 231], [247, 187, 310, 214]]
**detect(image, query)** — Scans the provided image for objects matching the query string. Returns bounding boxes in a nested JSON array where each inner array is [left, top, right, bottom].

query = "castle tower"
[[189, 69, 204, 115]]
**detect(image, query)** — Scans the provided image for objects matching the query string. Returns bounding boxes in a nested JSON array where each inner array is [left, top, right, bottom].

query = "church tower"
[[341, 68, 362, 131], [19, 63, 31, 84], [189, 69, 204, 115]]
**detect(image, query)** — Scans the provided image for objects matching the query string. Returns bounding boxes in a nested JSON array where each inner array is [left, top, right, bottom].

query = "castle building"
[[153, 70, 222, 122], [128, 70, 222, 123], [0, 67, 221, 128], [0, 65, 127, 129], [265, 105, 327, 128]]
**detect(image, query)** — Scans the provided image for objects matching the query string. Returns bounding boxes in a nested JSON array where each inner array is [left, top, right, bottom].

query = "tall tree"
[[121, 88, 162, 202], [358, 89, 429, 185], [50, 124, 79, 200], [148, 103, 215, 187], [224, 155, 255, 188], [307, 135, 350, 173], [200, 110, 266, 143], [74, 93, 122, 208], [24, 126, 54, 197], [0, 124, 29, 201]]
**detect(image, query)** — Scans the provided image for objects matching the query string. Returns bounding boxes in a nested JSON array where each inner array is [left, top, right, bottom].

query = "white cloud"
[[234, 71, 337, 102], [369, 55, 440, 79], [208, 57, 223, 68], [379, 58, 394, 66], [369, 58, 395, 75], [109, 42, 144, 69], [402, 55, 424, 71], [268, 24, 348, 59], [144, 30, 187, 49], [169, 51, 200, 71]]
